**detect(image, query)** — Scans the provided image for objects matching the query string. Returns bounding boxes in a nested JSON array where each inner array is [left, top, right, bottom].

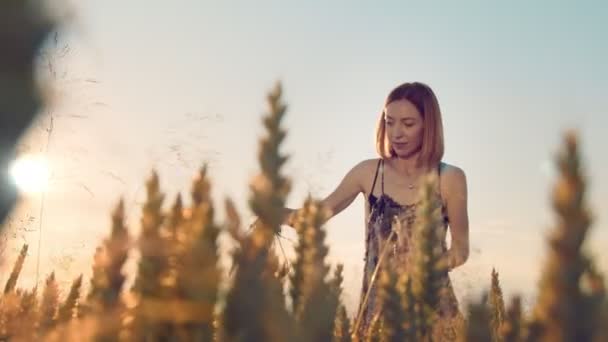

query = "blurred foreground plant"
[[0, 79, 605, 342], [0, 0, 59, 224]]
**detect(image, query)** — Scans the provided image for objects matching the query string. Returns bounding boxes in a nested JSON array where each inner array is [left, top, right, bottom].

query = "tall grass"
[[0, 3, 606, 341], [0, 81, 605, 341]]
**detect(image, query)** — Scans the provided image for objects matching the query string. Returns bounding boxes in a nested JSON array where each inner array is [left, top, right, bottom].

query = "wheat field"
[[1, 2, 607, 341]]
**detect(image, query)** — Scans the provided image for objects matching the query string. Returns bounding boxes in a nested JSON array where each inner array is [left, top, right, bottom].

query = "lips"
[[393, 142, 408, 149]]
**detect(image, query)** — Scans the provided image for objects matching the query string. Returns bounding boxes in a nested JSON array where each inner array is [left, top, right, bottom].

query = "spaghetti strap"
[[437, 162, 445, 208], [369, 159, 382, 196], [437, 162, 442, 189], [381, 159, 385, 194]]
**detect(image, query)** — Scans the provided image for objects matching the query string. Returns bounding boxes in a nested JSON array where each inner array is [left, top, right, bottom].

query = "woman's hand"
[[248, 210, 294, 236]]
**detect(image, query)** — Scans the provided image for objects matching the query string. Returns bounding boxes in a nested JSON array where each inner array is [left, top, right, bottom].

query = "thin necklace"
[[407, 179, 416, 190], [391, 159, 419, 189], [404, 169, 418, 190]]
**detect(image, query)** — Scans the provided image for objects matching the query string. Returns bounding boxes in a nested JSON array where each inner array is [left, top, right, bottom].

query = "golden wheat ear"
[[489, 268, 506, 340], [57, 274, 83, 322], [406, 173, 448, 339], [221, 81, 295, 342], [39, 271, 60, 333], [3, 243, 28, 294], [377, 258, 408, 341], [528, 130, 605, 341]]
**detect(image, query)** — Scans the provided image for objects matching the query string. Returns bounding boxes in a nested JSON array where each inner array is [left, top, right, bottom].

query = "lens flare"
[[9, 154, 50, 194]]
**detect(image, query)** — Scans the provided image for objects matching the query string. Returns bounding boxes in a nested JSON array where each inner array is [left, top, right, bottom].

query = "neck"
[[391, 151, 423, 174]]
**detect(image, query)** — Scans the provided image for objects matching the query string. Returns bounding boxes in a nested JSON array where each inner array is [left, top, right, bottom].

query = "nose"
[[392, 129, 406, 140]]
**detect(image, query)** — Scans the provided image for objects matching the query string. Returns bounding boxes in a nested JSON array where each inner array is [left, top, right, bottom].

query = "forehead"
[[384, 99, 421, 120]]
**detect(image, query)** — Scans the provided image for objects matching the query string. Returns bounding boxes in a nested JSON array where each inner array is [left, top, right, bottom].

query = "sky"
[[2, 0, 607, 317]]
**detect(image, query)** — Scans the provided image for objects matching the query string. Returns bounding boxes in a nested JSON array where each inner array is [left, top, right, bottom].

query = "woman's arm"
[[442, 166, 470, 271], [281, 160, 369, 228]]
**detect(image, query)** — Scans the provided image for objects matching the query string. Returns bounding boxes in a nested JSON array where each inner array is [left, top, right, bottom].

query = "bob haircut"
[[375, 82, 445, 170]]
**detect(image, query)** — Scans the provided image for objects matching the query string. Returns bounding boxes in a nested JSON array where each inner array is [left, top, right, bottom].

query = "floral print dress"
[[354, 159, 463, 340]]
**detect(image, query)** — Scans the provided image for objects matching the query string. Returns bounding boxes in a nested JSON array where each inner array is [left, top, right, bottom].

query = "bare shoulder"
[[343, 158, 381, 189], [439, 162, 466, 181], [355, 158, 382, 172], [318, 158, 381, 218], [439, 162, 467, 197], [351, 158, 382, 180]]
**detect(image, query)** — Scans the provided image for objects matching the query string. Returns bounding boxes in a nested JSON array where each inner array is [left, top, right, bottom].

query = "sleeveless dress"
[[354, 159, 463, 340]]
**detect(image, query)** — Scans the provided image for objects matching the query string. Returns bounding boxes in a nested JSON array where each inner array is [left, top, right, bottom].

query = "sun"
[[9, 154, 51, 194]]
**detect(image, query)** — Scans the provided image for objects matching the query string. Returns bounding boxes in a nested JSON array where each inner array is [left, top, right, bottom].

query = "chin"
[[394, 149, 419, 160]]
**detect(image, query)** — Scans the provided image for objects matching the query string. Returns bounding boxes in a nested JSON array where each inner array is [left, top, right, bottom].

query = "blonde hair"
[[375, 82, 445, 170]]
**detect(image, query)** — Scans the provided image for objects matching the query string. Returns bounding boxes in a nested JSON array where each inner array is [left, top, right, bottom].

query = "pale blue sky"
[[3, 1, 607, 316]]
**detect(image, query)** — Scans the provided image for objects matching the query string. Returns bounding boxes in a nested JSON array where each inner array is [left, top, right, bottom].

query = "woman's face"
[[384, 99, 424, 158]]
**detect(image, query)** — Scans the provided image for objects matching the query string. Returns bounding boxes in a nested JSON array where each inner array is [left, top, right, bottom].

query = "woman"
[[282, 82, 469, 339]]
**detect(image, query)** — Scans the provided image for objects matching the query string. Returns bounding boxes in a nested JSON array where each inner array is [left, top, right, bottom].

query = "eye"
[[386, 121, 394, 126]]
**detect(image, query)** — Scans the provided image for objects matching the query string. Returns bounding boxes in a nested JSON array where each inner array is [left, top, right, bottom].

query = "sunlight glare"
[[9, 154, 51, 194]]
